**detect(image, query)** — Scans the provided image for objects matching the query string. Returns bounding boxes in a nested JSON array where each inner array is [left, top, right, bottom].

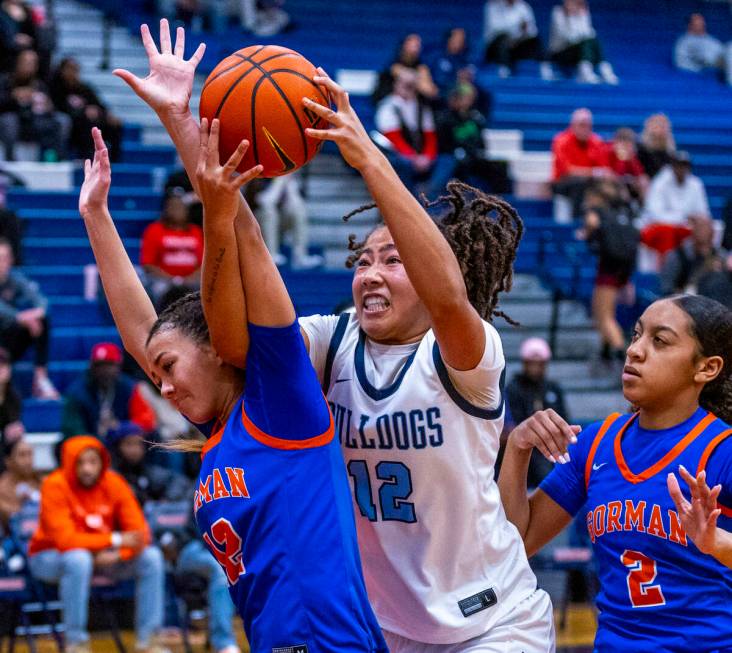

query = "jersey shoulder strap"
[[322, 313, 351, 393], [584, 412, 623, 490], [697, 424, 732, 517]]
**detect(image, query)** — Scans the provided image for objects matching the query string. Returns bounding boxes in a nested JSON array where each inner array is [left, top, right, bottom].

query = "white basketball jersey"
[[300, 313, 539, 645]]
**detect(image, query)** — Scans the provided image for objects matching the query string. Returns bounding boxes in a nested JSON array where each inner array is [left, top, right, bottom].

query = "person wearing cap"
[[641, 151, 712, 258], [61, 342, 156, 442], [505, 337, 569, 487], [28, 436, 168, 653], [0, 236, 58, 399], [107, 421, 190, 506]]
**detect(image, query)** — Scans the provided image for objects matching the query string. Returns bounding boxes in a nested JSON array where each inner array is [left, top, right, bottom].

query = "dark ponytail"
[[672, 295, 732, 423]]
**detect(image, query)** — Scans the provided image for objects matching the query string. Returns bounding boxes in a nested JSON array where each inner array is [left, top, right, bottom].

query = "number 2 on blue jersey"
[[347, 460, 417, 523]]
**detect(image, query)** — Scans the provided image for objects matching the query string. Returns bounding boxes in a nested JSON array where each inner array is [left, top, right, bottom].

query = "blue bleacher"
[[8, 0, 732, 433]]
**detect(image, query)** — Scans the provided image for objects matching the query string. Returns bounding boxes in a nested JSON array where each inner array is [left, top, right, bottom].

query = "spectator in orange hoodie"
[[28, 436, 167, 653]]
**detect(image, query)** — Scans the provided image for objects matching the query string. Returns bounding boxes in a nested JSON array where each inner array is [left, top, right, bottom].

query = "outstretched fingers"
[[233, 163, 264, 189], [174, 25, 185, 58], [189, 42, 206, 67], [223, 139, 250, 173], [302, 97, 342, 127], [667, 472, 691, 514], [313, 70, 350, 111], [140, 23, 159, 59], [159, 18, 172, 54]]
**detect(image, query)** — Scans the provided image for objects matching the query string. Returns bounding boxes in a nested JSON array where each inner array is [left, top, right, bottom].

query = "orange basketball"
[[199, 45, 330, 178]]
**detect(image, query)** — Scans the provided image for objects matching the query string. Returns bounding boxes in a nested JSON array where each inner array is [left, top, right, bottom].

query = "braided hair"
[[672, 295, 732, 424], [343, 181, 523, 324], [146, 291, 210, 348]]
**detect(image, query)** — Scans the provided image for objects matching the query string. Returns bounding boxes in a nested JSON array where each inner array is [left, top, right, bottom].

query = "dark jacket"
[[61, 371, 156, 439], [506, 372, 569, 487], [112, 455, 191, 506]]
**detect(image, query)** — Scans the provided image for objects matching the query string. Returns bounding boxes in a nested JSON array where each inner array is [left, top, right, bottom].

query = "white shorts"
[[383, 589, 555, 653]]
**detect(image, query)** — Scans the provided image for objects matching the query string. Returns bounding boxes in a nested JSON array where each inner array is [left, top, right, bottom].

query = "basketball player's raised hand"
[[79, 127, 111, 219], [195, 118, 263, 224], [302, 68, 381, 171], [668, 465, 722, 555], [509, 409, 581, 464], [113, 19, 205, 117]]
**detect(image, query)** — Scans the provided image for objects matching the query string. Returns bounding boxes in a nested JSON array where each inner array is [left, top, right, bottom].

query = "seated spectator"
[[0, 0, 53, 76], [0, 172, 23, 263], [0, 346, 23, 444], [551, 107, 610, 218], [61, 342, 156, 441], [505, 338, 568, 486], [140, 191, 203, 310], [373, 33, 439, 105], [0, 436, 38, 528], [252, 175, 323, 269], [432, 27, 475, 97], [106, 421, 190, 506], [163, 504, 241, 653], [164, 162, 201, 226], [604, 127, 648, 200], [28, 436, 168, 653], [0, 48, 69, 161], [548, 0, 618, 84], [483, 0, 554, 80], [0, 237, 57, 399], [238, 0, 290, 36], [375, 69, 454, 199], [641, 150, 710, 257], [636, 113, 675, 179], [155, 0, 227, 33], [580, 180, 639, 367], [436, 81, 511, 194], [50, 58, 123, 162], [660, 216, 732, 307], [674, 14, 727, 80]]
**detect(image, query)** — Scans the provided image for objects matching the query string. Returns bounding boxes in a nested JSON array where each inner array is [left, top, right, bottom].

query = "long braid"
[[343, 182, 524, 323]]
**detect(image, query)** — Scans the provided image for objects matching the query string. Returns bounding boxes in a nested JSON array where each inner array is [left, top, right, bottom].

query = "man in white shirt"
[[483, 0, 554, 79], [643, 151, 709, 227], [674, 14, 725, 74], [640, 151, 713, 263]]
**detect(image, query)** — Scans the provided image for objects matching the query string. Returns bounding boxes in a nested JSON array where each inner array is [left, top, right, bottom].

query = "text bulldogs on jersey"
[[329, 401, 444, 450], [194, 467, 250, 513]]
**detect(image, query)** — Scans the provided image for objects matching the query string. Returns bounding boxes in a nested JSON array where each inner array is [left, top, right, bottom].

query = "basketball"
[[198, 45, 330, 178]]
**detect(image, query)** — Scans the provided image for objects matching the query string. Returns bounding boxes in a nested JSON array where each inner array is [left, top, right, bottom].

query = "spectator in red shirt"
[[374, 68, 455, 198], [140, 191, 203, 310], [604, 127, 649, 200], [551, 107, 610, 218]]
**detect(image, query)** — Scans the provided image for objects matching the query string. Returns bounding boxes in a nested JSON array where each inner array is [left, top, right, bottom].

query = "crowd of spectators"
[[483, 0, 618, 83], [154, 0, 290, 36], [1, 0, 120, 162], [548, 104, 731, 368]]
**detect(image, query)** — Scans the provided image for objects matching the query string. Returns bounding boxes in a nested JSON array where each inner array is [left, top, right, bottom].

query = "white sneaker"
[[540, 62, 555, 81], [291, 253, 324, 270], [598, 61, 619, 85], [577, 61, 600, 84], [33, 375, 59, 400], [497, 65, 511, 79]]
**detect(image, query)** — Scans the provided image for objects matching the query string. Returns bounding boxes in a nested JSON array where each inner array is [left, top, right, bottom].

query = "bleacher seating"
[[4, 0, 730, 436]]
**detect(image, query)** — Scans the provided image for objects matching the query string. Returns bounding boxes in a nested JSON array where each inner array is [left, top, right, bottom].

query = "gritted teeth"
[[363, 295, 390, 312]]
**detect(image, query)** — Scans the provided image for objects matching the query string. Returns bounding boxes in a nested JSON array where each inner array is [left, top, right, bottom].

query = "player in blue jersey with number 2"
[[500, 294, 732, 652], [78, 116, 388, 651]]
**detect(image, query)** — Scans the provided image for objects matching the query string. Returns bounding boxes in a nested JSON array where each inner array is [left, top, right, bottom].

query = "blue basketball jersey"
[[542, 407, 732, 652], [193, 322, 387, 653]]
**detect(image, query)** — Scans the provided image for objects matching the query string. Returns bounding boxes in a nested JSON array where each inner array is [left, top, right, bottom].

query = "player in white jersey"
[[297, 73, 555, 651]]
